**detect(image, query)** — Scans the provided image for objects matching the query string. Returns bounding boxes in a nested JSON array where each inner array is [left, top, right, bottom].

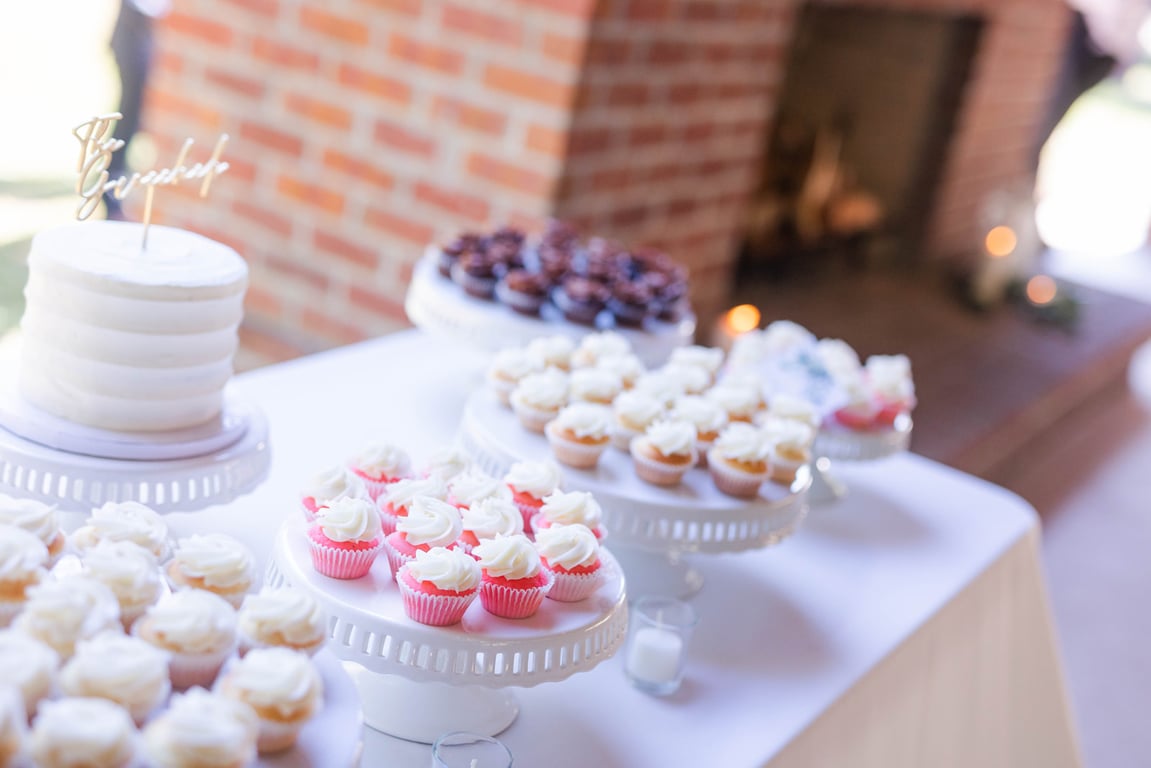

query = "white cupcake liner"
[[545, 422, 608, 469], [397, 572, 477, 626], [610, 423, 641, 452], [546, 569, 603, 602], [768, 456, 807, 485], [165, 643, 235, 691], [510, 398, 560, 434], [706, 449, 769, 498], [630, 442, 695, 486], [256, 716, 305, 755]]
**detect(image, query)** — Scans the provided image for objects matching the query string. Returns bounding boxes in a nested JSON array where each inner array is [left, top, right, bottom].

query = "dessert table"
[[175, 330, 1081, 768]]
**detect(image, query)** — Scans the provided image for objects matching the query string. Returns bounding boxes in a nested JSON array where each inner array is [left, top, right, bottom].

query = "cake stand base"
[[611, 546, 704, 601], [343, 667, 518, 744], [808, 457, 849, 505]]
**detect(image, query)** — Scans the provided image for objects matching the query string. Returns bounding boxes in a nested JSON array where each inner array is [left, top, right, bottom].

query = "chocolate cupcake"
[[487, 239, 525, 275], [538, 245, 573, 284], [437, 232, 483, 278], [642, 269, 689, 321], [496, 269, 550, 316], [540, 219, 580, 250], [451, 250, 499, 300], [553, 276, 609, 327], [608, 279, 653, 328]]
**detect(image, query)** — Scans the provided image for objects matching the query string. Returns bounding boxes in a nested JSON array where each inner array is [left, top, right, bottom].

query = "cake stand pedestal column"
[[608, 546, 704, 601]]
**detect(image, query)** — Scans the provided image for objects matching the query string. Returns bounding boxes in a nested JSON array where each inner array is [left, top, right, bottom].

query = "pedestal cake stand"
[[404, 250, 696, 368], [459, 391, 810, 600], [809, 413, 913, 502], [267, 518, 628, 744]]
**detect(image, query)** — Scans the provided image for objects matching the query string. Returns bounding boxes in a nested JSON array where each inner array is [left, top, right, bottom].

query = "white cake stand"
[[404, 250, 697, 368], [808, 413, 913, 502], [459, 391, 810, 600], [266, 518, 628, 744]]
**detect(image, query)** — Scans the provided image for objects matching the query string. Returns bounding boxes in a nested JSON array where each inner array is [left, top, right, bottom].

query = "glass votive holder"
[[624, 595, 698, 696], [431, 731, 513, 768]]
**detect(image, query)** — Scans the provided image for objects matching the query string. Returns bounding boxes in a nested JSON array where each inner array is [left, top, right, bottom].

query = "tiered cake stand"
[[809, 413, 913, 502], [459, 391, 811, 599], [404, 250, 697, 368], [266, 518, 628, 744]]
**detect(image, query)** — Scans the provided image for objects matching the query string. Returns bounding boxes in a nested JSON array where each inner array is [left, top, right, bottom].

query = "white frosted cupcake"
[[237, 588, 327, 657], [668, 345, 725, 384], [503, 460, 564, 533], [382, 496, 464, 581], [594, 352, 645, 389], [0, 686, 25, 768], [486, 347, 545, 406], [630, 419, 698, 486], [448, 469, 512, 511], [659, 362, 712, 396], [0, 628, 60, 716], [133, 589, 237, 690], [762, 319, 816, 356], [526, 334, 575, 371], [71, 501, 170, 561], [509, 368, 569, 434], [707, 422, 772, 498], [396, 547, 481, 626], [535, 524, 603, 602], [15, 576, 121, 660], [630, 370, 686, 408], [0, 524, 49, 626], [459, 496, 524, 552], [669, 395, 729, 467], [299, 464, 368, 521], [60, 631, 171, 724], [215, 647, 323, 754], [421, 444, 473, 483], [545, 402, 613, 469], [761, 416, 815, 484], [532, 490, 605, 540], [610, 390, 665, 451], [143, 687, 258, 768], [571, 331, 631, 368], [762, 393, 821, 431], [816, 337, 863, 383], [473, 534, 553, 619], [80, 539, 164, 631], [705, 382, 763, 424], [167, 534, 257, 609], [866, 353, 916, 422], [30, 697, 139, 768], [0, 494, 65, 565], [348, 442, 412, 500], [378, 475, 448, 535], [568, 367, 624, 406]]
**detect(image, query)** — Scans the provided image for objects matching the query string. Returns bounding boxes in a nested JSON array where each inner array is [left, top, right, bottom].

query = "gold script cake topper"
[[73, 112, 230, 249]]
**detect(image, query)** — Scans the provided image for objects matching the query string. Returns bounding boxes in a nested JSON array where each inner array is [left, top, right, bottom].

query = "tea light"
[[623, 596, 697, 695], [626, 626, 683, 685]]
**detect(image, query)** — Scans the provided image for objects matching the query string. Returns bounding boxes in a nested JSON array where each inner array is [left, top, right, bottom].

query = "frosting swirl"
[[866, 354, 915, 404], [0, 629, 59, 713], [238, 588, 326, 649], [71, 501, 169, 560], [80, 539, 162, 615], [612, 391, 665, 430], [405, 547, 481, 592], [572, 331, 630, 367], [449, 470, 509, 507], [552, 402, 613, 440], [535, 524, 599, 571], [659, 363, 711, 395], [316, 497, 381, 543], [0, 525, 48, 583], [303, 465, 367, 505], [642, 419, 698, 457], [704, 383, 762, 419], [668, 345, 724, 375], [568, 368, 623, 403], [384, 475, 448, 510], [594, 353, 645, 386], [766, 393, 821, 428], [762, 320, 816, 355], [631, 371, 685, 406], [539, 491, 602, 530], [816, 338, 863, 383], [511, 368, 569, 411], [761, 417, 815, 452], [60, 632, 171, 719], [487, 347, 544, 382], [422, 444, 472, 482], [138, 590, 236, 654], [461, 497, 523, 540], [219, 647, 323, 719], [16, 577, 120, 658], [30, 697, 138, 768], [397, 497, 463, 548], [526, 335, 574, 369], [713, 422, 771, 462], [0, 494, 60, 550], [350, 443, 411, 480], [504, 460, 563, 499], [473, 534, 542, 580], [669, 396, 728, 435], [144, 688, 258, 768]]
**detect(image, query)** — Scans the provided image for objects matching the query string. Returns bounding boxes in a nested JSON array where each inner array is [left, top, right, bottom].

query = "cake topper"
[[72, 112, 229, 249]]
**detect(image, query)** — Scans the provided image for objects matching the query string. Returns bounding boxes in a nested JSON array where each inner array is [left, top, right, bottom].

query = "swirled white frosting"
[[535, 524, 599, 571], [659, 363, 711, 394], [0, 525, 47, 583], [594, 352, 645, 385], [526, 335, 575, 369], [170, 534, 255, 590], [30, 697, 138, 768], [504, 460, 564, 498], [712, 422, 771, 462], [473, 534, 542, 579], [631, 371, 685, 406], [704, 383, 762, 418], [572, 331, 631, 367], [461, 497, 523, 540], [552, 402, 613, 439], [81, 539, 162, 613], [422, 444, 472, 482], [405, 547, 481, 591], [383, 475, 448, 510], [316, 497, 381, 543], [569, 368, 623, 403], [511, 368, 569, 410], [726, 330, 767, 370], [761, 416, 816, 452], [612, 391, 665, 430], [641, 419, 698, 457], [144, 688, 258, 768], [61, 631, 170, 718], [539, 491, 602, 529], [762, 320, 816, 355], [487, 347, 544, 383], [816, 338, 863, 383], [238, 588, 326, 649], [397, 497, 463, 548], [766, 393, 821, 428], [449, 470, 510, 507], [72, 501, 169, 559], [15, 577, 120, 658], [669, 396, 728, 435], [0, 494, 60, 550], [218, 647, 322, 719], [303, 465, 367, 505], [866, 354, 915, 403], [0, 629, 59, 711], [350, 443, 411, 480], [668, 345, 725, 375], [0, 686, 25, 760], [138, 590, 236, 654]]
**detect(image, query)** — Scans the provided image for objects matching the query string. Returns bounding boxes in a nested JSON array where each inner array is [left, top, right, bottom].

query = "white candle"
[[626, 626, 683, 684]]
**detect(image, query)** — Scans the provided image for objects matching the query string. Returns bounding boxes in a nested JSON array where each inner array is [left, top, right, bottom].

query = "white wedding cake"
[[18, 220, 248, 433]]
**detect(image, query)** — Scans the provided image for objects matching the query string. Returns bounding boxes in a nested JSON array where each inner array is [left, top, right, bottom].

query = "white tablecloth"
[[177, 330, 1082, 768]]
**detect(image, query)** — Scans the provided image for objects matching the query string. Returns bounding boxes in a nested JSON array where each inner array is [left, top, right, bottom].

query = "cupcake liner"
[[255, 717, 305, 755], [349, 472, 393, 502], [495, 280, 545, 316], [237, 632, 326, 659], [530, 514, 606, 542], [630, 444, 694, 487], [0, 600, 22, 629], [546, 569, 603, 602], [166, 644, 235, 691], [479, 571, 554, 619], [300, 495, 321, 522], [511, 498, 542, 535], [377, 501, 399, 537], [545, 422, 608, 469], [397, 573, 477, 626], [307, 535, 382, 580], [768, 457, 805, 485], [707, 449, 769, 498], [610, 423, 642, 452], [381, 535, 416, 582], [510, 398, 558, 434], [695, 440, 715, 468], [488, 377, 517, 407]]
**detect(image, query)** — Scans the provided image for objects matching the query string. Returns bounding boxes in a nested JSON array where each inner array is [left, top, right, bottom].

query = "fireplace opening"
[[739, 5, 985, 278]]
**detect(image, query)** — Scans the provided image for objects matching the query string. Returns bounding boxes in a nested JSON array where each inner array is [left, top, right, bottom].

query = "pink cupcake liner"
[[707, 449, 769, 498], [479, 571, 554, 619], [630, 445, 694, 487], [300, 495, 321, 522], [350, 473, 393, 502], [512, 500, 542, 535], [546, 569, 603, 602], [545, 423, 608, 469], [381, 535, 415, 582], [530, 514, 606, 542], [397, 572, 477, 626], [377, 508, 399, 537], [307, 535, 382, 580]]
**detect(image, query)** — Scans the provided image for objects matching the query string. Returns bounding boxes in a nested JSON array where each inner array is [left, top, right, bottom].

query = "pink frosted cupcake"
[[0, 494, 65, 565], [509, 368, 569, 434], [866, 353, 917, 426], [299, 464, 368, 522], [396, 547, 481, 626], [306, 497, 383, 580], [473, 535, 554, 619], [377, 475, 448, 536], [133, 589, 237, 690], [448, 469, 512, 513], [503, 460, 564, 533], [382, 496, 464, 580], [544, 402, 613, 469], [707, 422, 771, 498], [348, 443, 412, 500], [531, 490, 606, 540], [534, 524, 603, 602], [459, 496, 523, 553], [629, 419, 698, 486], [421, 444, 473, 483]]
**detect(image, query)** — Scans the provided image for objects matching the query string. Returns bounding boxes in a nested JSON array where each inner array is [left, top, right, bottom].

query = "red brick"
[[669, 83, 703, 104], [276, 176, 345, 215], [626, 0, 672, 20], [239, 121, 303, 157], [222, 0, 278, 17], [233, 200, 292, 237], [387, 34, 465, 74], [609, 82, 648, 106], [466, 153, 553, 196], [483, 65, 574, 108], [525, 124, 567, 157], [431, 96, 507, 136], [300, 7, 369, 45], [223, 157, 258, 185], [373, 120, 435, 157], [155, 50, 183, 76], [301, 308, 368, 345], [243, 285, 284, 316], [252, 37, 320, 71], [442, 5, 523, 45], [683, 122, 716, 141], [414, 181, 490, 223], [611, 205, 649, 227], [629, 124, 666, 147], [364, 208, 436, 244], [568, 128, 612, 155], [541, 32, 585, 65], [648, 41, 689, 65], [149, 89, 223, 129], [355, 0, 422, 14], [585, 38, 630, 65], [285, 93, 353, 130], [337, 64, 411, 105], [163, 12, 233, 46], [515, 0, 595, 17], [349, 286, 408, 322], [205, 69, 265, 99], [238, 325, 307, 367], [265, 254, 330, 291], [322, 150, 395, 190], [314, 230, 379, 269], [590, 168, 631, 191]]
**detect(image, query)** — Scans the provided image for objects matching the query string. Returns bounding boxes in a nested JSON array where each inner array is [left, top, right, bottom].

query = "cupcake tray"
[[404, 251, 697, 368], [266, 517, 628, 744], [459, 390, 810, 598], [808, 413, 913, 502]]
